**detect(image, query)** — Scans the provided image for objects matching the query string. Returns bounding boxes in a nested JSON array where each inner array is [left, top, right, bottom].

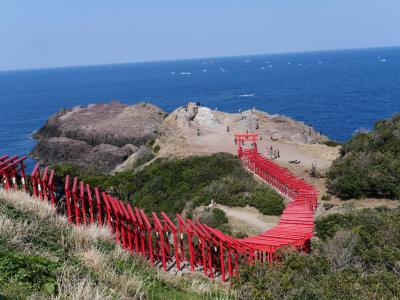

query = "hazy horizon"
[[1, 45, 399, 73], [1, 1, 400, 71]]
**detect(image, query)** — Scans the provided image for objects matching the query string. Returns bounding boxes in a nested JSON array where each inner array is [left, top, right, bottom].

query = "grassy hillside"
[[54, 153, 285, 217], [235, 206, 400, 299], [0, 190, 232, 300], [327, 114, 400, 199]]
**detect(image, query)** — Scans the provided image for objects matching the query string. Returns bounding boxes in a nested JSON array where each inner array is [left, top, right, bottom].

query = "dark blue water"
[[1, 47, 399, 167]]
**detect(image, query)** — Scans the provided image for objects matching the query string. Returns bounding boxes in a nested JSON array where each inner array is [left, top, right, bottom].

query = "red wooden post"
[[101, 192, 112, 228], [161, 212, 180, 270], [85, 184, 95, 224], [19, 159, 27, 192], [127, 204, 140, 253], [108, 195, 120, 243], [64, 175, 73, 223], [176, 214, 195, 272], [178, 222, 185, 262], [11, 166, 18, 190], [152, 212, 167, 271], [227, 250, 233, 277], [0, 156, 18, 191], [114, 200, 127, 248], [72, 177, 80, 225], [135, 207, 146, 255], [140, 209, 154, 266], [31, 163, 41, 199], [79, 181, 87, 225], [41, 167, 49, 201], [187, 219, 208, 276], [48, 170, 56, 206], [119, 201, 133, 253], [94, 187, 103, 226]]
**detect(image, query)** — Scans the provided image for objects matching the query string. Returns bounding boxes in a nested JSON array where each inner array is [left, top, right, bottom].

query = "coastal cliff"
[[31, 101, 166, 172], [31, 101, 329, 173]]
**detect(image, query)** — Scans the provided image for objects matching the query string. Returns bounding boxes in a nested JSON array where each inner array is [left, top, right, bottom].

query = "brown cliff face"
[[31, 101, 167, 172]]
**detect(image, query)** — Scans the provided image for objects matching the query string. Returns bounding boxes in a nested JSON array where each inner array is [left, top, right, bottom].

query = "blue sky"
[[1, 0, 399, 71]]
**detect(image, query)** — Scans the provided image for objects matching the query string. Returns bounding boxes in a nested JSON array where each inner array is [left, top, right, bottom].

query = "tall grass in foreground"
[[0, 190, 234, 299]]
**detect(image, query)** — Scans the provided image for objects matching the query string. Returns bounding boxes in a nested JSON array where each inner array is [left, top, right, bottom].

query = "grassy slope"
[[55, 153, 285, 217], [0, 190, 233, 300]]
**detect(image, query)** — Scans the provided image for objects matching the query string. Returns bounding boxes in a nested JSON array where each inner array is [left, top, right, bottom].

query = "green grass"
[[54, 153, 284, 218], [0, 191, 233, 299]]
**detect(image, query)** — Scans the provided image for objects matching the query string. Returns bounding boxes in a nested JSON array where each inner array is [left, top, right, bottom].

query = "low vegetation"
[[235, 206, 400, 299], [0, 190, 233, 299], [197, 208, 232, 235], [54, 153, 284, 217], [327, 114, 400, 199], [321, 140, 342, 147]]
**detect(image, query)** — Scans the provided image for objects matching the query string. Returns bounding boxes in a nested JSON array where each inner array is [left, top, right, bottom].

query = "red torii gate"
[[1, 144, 317, 282], [235, 133, 258, 158]]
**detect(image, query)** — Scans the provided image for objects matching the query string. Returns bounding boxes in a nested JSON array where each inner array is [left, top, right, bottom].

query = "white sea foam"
[[238, 94, 256, 97]]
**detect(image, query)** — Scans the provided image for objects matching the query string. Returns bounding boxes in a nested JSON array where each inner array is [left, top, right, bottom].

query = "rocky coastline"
[[31, 101, 328, 173]]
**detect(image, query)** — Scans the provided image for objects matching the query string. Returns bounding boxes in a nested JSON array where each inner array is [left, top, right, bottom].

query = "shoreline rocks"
[[31, 101, 167, 172]]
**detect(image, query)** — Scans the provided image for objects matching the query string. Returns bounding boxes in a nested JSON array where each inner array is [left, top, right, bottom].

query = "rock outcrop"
[[31, 101, 166, 172], [157, 102, 328, 157], [32, 101, 329, 173]]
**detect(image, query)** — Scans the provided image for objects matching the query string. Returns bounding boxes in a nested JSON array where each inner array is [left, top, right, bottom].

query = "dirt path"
[[215, 204, 280, 235]]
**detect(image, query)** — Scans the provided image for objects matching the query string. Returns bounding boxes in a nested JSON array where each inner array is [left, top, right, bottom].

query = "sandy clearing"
[[216, 204, 279, 235]]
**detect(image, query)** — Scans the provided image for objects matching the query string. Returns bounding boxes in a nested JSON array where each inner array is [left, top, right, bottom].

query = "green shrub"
[[153, 145, 161, 153], [0, 250, 60, 299], [327, 114, 400, 200], [56, 153, 284, 217], [235, 207, 400, 299], [199, 208, 229, 229], [322, 140, 342, 147]]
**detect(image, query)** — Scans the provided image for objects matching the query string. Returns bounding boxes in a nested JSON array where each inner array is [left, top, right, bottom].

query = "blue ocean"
[[1, 47, 399, 167]]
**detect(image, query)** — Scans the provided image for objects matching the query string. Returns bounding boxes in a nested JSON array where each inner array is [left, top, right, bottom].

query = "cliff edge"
[[31, 101, 166, 172]]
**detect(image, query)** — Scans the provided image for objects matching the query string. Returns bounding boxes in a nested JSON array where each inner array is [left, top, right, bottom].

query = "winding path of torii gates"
[[0, 133, 317, 281]]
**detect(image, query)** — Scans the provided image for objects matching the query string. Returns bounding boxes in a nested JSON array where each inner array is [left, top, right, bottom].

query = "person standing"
[[269, 146, 273, 159]]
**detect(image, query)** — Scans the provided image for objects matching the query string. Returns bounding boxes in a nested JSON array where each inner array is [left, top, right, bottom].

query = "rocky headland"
[[32, 101, 332, 173], [31, 101, 166, 172]]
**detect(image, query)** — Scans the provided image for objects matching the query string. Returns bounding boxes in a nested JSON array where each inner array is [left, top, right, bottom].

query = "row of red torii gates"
[[0, 133, 317, 281]]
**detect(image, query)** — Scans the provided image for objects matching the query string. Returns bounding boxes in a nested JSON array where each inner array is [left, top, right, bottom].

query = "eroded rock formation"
[[31, 101, 166, 172]]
